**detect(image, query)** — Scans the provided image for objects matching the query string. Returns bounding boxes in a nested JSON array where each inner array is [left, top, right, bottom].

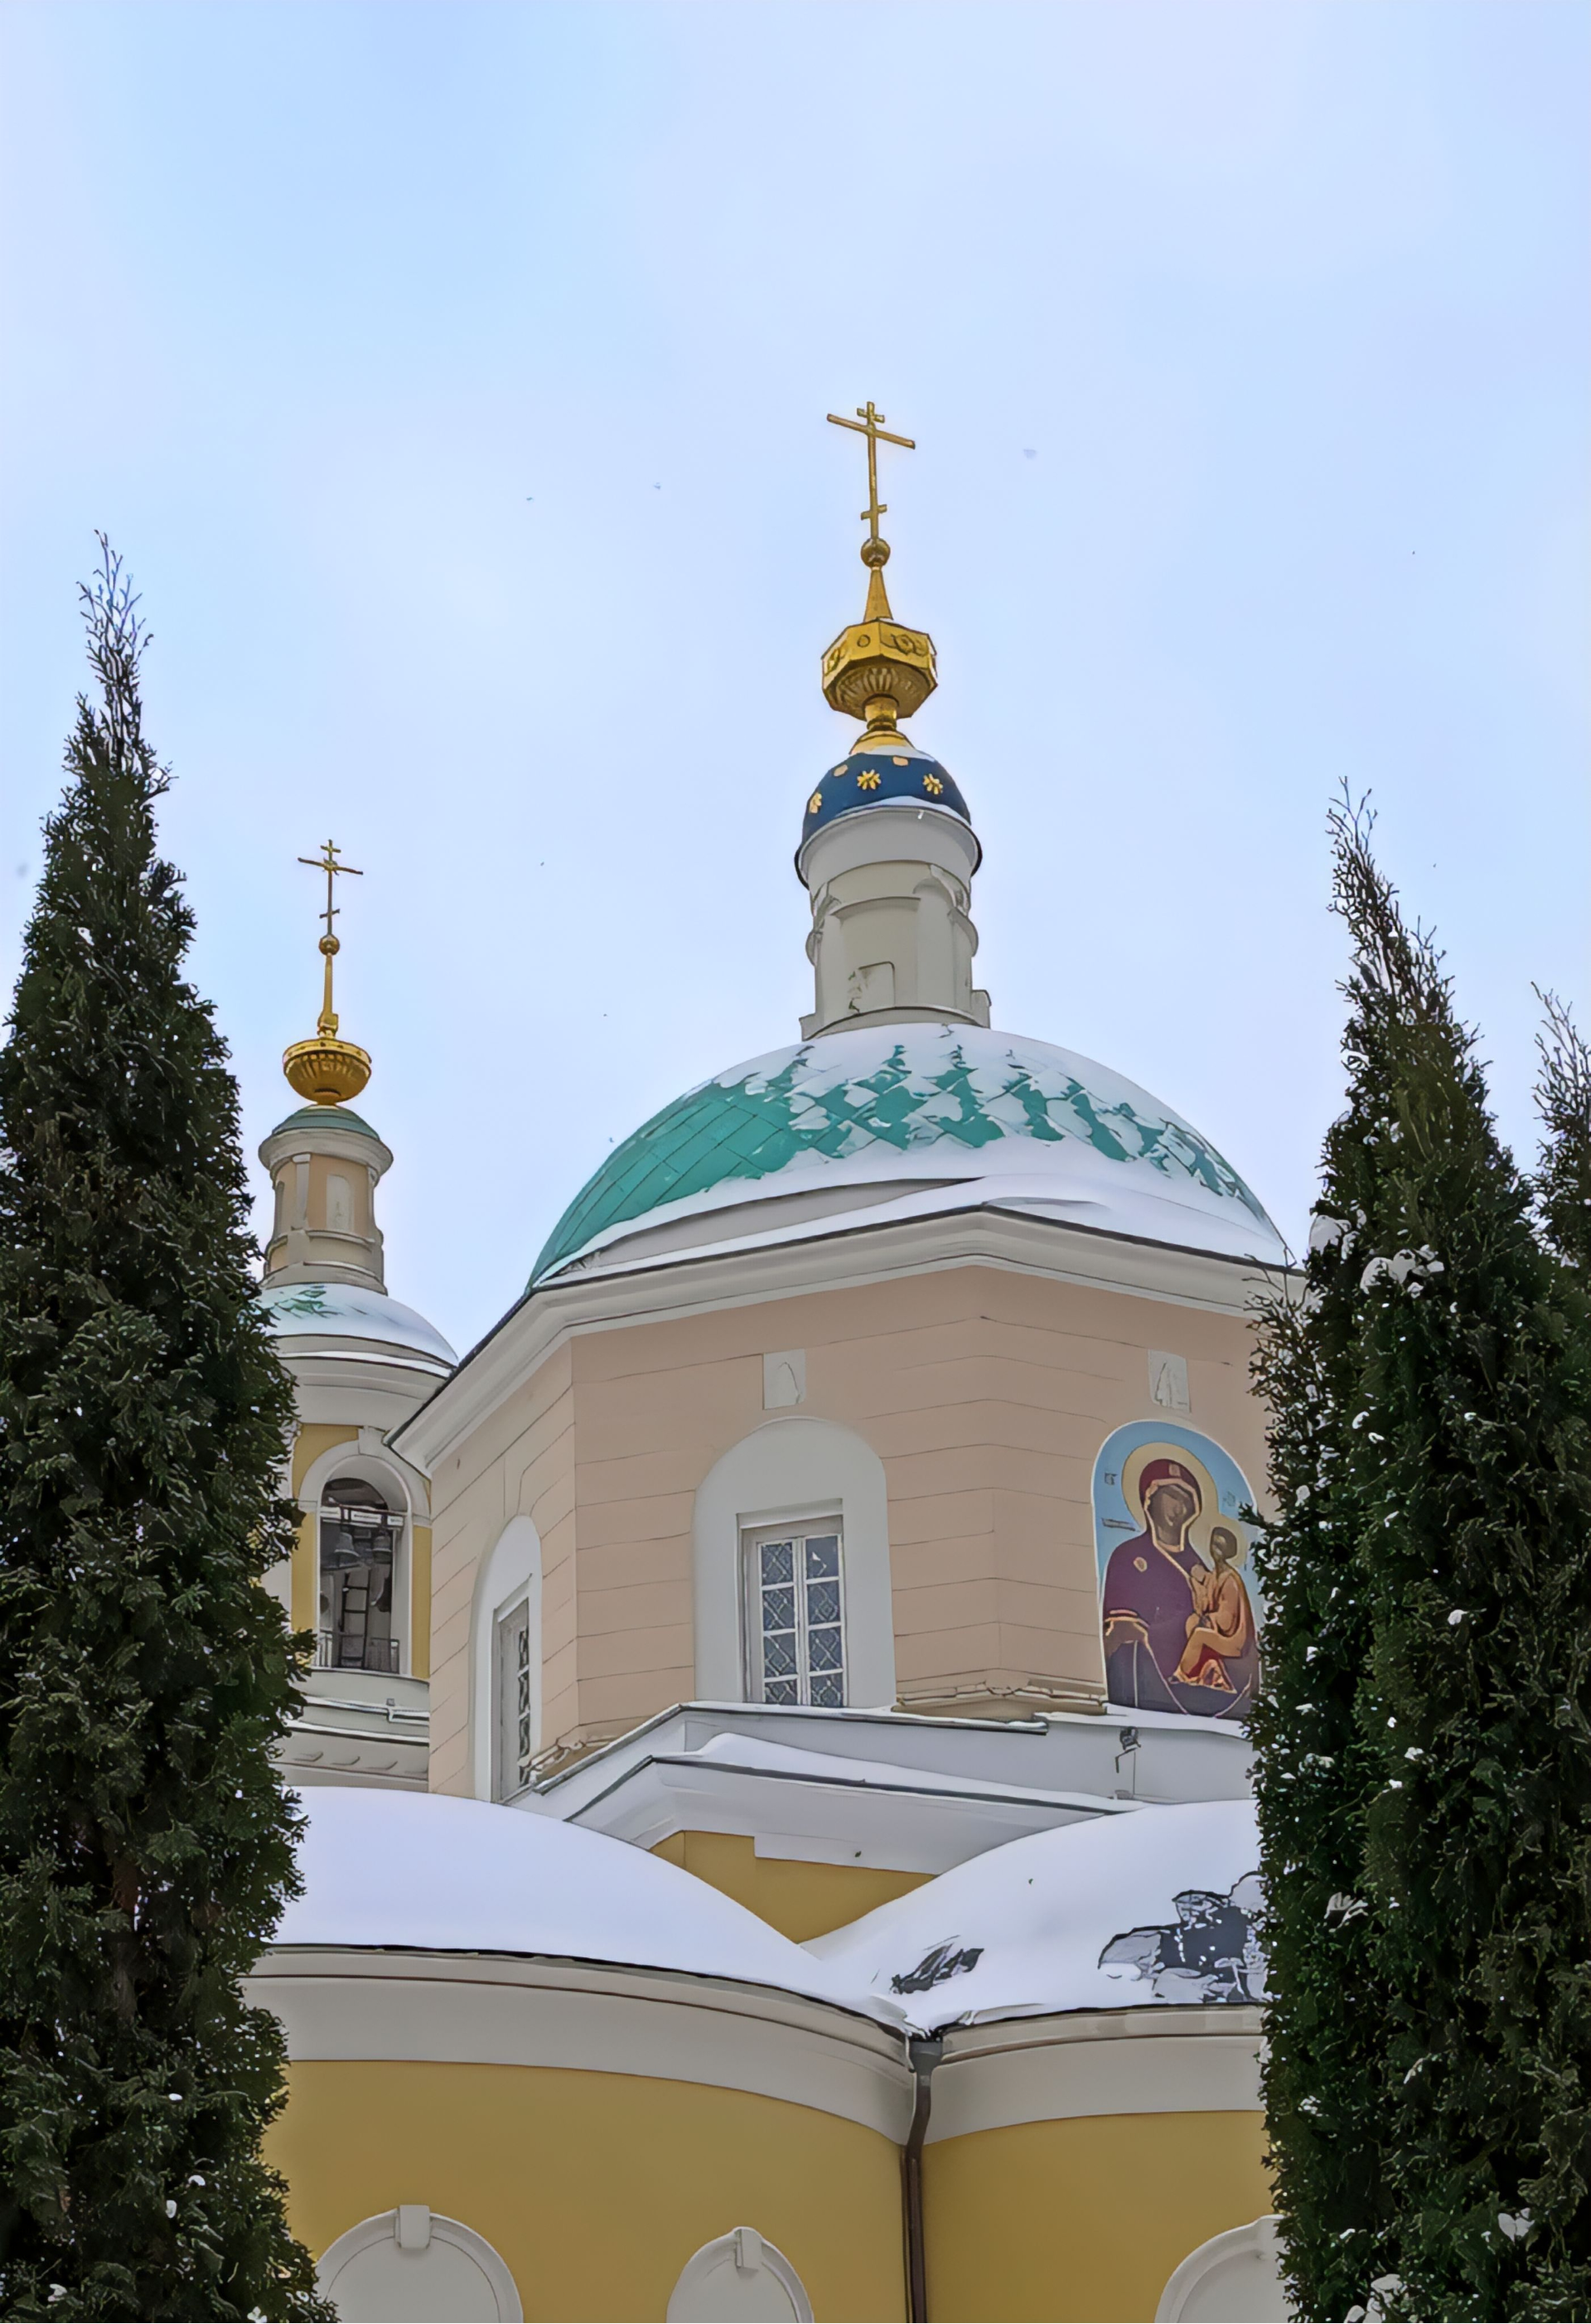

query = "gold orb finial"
[[283, 840, 371, 1106], [822, 402, 937, 739]]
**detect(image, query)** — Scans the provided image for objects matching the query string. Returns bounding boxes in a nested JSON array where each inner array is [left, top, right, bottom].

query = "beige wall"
[[427, 1264, 1269, 1787]]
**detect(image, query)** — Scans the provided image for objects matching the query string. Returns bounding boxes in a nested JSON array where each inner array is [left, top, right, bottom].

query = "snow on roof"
[[805, 1799, 1265, 2031], [274, 1787, 903, 2023], [685, 1730, 1131, 1813], [260, 1280, 457, 1366]]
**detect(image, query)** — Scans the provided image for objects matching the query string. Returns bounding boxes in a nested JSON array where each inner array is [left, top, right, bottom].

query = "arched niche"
[[693, 1417, 895, 1708], [295, 1442, 421, 1679], [666, 2225, 812, 2323], [316, 2205, 521, 2322], [470, 1513, 543, 1799], [1155, 2214, 1290, 2322]]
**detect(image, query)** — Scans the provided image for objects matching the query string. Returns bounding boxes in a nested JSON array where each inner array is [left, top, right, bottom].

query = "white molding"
[[929, 2006, 1264, 2140], [1155, 2214, 1289, 2322], [694, 1420, 894, 1711], [394, 1207, 1288, 1476], [667, 2227, 813, 2323], [470, 1515, 543, 1800], [545, 1745, 1129, 1873], [248, 1947, 913, 2139], [315, 2205, 521, 2322], [297, 1440, 418, 1525]]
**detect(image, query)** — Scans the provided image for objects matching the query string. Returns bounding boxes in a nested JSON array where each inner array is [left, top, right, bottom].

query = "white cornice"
[[247, 1945, 912, 2135], [394, 1206, 1294, 1476]]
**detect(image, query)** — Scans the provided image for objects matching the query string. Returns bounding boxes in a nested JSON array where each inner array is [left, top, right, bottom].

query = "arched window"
[[1154, 2215, 1289, 2322], [317, 2205, 521, 2322], [318, 1473, 403, 1676], [666, 2226, 811, 2323], [694, 1420, 895, 1710], [471, 1515, 542, 1800]]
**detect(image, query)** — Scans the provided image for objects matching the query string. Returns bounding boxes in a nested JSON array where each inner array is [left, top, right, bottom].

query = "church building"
[[249, 410, 1293, 2324]]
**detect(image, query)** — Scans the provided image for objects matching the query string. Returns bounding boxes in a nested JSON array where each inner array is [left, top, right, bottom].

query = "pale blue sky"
[[2, 1, 1586, 1357]]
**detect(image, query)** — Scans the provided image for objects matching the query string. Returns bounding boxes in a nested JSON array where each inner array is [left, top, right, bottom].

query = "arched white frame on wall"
[[1155, 2214, 1289, 2323], [470, 1513, 543, 1800], [694, 1418, 895, 1709], [316, 2205, 522, 2322], [666, 2225, 812, 2323], [296, 1441, 420, 1678]]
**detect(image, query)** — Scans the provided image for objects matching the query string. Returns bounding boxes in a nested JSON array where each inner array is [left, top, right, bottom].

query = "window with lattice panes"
[[742, 1520, 845, 1707], [493, 1599, 533, 1799]]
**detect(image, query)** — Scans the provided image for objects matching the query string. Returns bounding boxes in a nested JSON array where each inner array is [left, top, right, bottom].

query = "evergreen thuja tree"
[[1534, 989, 1591, 1276], [1327, 809, 1591, 2320], [1250, 801, 1405, 2321], [1251, 1194, 1394, 2316], [0, 547, 329, 2321]]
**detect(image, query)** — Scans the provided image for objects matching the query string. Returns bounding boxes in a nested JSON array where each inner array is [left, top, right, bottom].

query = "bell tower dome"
[[798, 402, 990, 1039]]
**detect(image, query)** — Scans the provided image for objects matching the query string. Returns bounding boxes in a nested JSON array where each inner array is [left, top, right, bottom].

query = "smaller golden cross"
[[298, 838, 363, 945], [297, 840, 362, 1035], [827, 401, 916, 544]]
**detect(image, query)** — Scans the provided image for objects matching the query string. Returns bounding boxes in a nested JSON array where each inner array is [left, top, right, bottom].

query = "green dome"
[[531, 1024, 1282, 1286], [270, 1103, 381, 1140]]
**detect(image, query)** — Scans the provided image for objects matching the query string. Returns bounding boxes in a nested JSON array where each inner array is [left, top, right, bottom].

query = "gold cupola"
[[282, 839, 372, 1108], [820, 400, 938, 744]]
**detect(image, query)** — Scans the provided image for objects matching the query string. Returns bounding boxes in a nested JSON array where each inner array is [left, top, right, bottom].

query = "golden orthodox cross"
[[297, 839, 362, 947], [297, 840, 362, 1035], [827, 401, 915, 544]]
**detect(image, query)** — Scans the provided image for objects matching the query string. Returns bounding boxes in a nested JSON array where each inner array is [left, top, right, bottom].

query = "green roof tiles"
[[530, 1024, 1276, 1285]]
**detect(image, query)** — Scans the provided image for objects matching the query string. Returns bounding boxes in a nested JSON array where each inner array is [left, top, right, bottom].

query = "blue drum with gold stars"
[[800, 745, 973, 855]]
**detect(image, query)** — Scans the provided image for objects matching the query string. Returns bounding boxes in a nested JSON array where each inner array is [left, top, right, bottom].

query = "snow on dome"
[[274, 1788, 903, 2023], [260, 1280, 456, 1367], [532, 1023, 1285, 1285], [805, 1799, 1264, 2031]]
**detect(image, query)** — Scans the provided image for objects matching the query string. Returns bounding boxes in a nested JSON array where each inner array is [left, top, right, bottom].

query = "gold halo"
[[1118, 1439, 1236, 1568]]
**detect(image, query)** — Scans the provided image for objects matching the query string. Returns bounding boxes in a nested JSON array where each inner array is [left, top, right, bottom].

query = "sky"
[[1, 0, 1586, 1359]]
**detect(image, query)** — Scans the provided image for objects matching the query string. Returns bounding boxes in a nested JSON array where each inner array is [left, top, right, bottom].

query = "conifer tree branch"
[[1532, 987, 1591, 1271]]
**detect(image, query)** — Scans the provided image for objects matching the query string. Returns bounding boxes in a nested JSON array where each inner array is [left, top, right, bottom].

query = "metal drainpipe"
[[902, 2034, 943, 2322]]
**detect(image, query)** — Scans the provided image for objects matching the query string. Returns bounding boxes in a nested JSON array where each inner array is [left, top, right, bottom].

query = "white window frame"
[[492, 1594, 534, 1801], [741, 1516, 847, 1708], [470, 1516, 542, 1801]]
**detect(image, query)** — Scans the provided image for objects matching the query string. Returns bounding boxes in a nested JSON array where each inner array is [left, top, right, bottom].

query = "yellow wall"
[[652, 1830, 929, 1940], [288, 1424, 355, 1634], [267, 2057, 906, 2322], [923, 2109, 1271, 2322]]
